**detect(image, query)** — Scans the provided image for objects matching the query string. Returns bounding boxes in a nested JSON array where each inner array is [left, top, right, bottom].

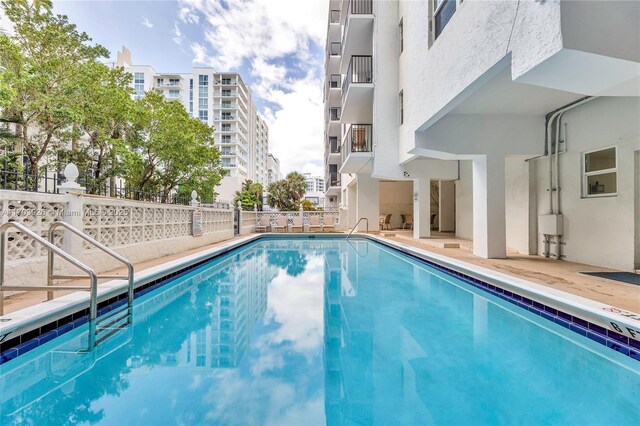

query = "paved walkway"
[[3, 232, 639, 315], [379, 231, 640, 313]]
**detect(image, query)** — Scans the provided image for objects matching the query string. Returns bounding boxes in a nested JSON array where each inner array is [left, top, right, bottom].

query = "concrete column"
[[472, 155, 506, 258], [58, 163, 86, 256], [413, 178, 431, 239], [355, 174, 379, 232], [439, 180, 455, 232]]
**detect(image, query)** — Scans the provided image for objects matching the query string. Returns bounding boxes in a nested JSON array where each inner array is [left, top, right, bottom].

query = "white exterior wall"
[[455, 161, 473, 240], [533, 97, 640, 271], [505, 156, 537, 254], [371, 0, 401, 179]]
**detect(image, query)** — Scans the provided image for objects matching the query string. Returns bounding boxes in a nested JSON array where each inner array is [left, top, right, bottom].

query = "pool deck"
[[3, 232, 639, 315]]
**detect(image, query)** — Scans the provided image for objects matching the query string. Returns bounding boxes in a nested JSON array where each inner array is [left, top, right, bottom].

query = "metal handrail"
[[48, 222, 134, 313], [0, 222, 98, 349], [346, 217, 369, 240]]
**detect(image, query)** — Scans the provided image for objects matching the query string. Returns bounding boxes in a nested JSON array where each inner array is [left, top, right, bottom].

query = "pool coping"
[[1, 233, 638, 364]]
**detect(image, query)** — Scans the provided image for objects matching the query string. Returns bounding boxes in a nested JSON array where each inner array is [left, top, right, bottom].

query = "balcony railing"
[[342, 55, 372, 96], [326, 172, 341, 191], [341, 0, 373, 54], [348, 0, 372, 15], [329, 137, 340, 154], [343, 124, 372, 164]]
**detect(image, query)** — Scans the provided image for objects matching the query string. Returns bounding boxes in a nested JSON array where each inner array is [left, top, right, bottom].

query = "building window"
[[167, 90, 179, 99], [134, 72, 145, 98], [433, 0, 457, 40], [198, 110, 208, 121], [583, 147, 617, 197], [169, 78, 179, 86], [156, 78, 164, 87], [399, 91, 404, 125], [399, 19, 403, 53]]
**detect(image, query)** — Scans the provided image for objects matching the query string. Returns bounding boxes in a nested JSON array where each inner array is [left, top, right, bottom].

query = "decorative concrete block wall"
[[0, 190, 234, 292]]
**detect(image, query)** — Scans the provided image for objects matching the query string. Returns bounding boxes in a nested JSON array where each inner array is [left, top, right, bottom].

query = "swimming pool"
[[1, 238, 639, 425]]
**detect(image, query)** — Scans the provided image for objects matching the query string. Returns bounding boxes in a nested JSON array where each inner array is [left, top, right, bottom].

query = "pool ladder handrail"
[[346, 217, 368, 240], [48, 222, 135, 346], [0, 221, 134, 350]]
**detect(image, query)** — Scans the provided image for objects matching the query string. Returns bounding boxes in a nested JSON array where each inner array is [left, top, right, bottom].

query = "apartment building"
[[116, 47, 273, 203], [303, 173, 325, 208], [266, 153, 282, 186], [324, 0, 640, 271]]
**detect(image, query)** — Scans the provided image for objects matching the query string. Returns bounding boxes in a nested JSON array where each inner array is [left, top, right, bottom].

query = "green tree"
[[234, 179, 264, 211], [74, 62, 134, 194], [123, 91, 226, 201], [266, 171, 308, 210], [301, 199, 317, 211], [0, 0, 109, 182]]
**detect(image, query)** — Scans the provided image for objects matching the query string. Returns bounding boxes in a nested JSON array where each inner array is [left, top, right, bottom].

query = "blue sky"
[[50, 0, 330, 176]]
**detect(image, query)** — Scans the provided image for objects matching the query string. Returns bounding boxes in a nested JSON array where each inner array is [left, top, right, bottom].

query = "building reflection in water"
[[182, 247, 276, 369]]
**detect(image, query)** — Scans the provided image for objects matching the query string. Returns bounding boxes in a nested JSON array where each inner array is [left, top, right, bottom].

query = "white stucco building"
[[323, 0, 640, 271], [266, 153, 282, 186], [116, 47, 273, 203], [303, 173, 325, 208]]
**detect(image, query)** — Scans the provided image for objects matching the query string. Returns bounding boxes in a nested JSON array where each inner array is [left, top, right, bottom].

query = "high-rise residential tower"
[[116, 46, 274, 203]]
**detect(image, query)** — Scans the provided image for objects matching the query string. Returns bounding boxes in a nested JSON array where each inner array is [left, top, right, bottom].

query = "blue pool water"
[[1, 239, 639, 425]]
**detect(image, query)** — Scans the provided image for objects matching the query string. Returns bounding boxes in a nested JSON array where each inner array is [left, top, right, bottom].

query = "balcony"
[[340, 124, 372, 174], [326, 107, 341, 134], [341, 56, 373, 123], [325, 136, 341, 163], [325, 172, 341, 194], [325, 74, 342, 103], [340, 0, 373, 73]]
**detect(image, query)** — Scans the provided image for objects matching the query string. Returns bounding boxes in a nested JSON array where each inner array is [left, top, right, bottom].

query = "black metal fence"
[[0, 157, 230, 209]]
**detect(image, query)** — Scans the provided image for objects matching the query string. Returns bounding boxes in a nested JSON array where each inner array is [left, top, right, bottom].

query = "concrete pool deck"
[[3, 232, 639, 315]]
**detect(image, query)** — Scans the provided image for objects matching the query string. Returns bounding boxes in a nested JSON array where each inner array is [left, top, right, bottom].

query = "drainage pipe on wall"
[[543, 96, 596, 259]]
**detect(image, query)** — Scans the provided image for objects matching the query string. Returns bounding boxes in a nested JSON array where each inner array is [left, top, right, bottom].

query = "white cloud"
[[172, 23, 183, 45], [176, 0, 329, 176], [191, 42, 211, 66], [141, 17, 153, 28]]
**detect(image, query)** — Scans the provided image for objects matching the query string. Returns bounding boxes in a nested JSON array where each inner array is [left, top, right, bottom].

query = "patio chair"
[[383, 213, 392, 230], [255, 214, 270, 233], [309, 214, 322, 232], [379, 214, 386, 230], [322, 213, 335, 232], [272, 215, 288, 232], [291, 213, 304, 232], [402, 214, 413, 230]]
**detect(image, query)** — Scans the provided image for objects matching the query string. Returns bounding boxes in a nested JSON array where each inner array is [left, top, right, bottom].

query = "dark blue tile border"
[[1, 235, 638, 364], [369, 238, 640, 363]]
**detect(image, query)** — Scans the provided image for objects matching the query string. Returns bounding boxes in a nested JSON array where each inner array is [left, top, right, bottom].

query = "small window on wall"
[[583, 147, 617, 197], [399, 19, 404, 53], [399, 91, 404, 125], [433, 0, 458, 40]]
